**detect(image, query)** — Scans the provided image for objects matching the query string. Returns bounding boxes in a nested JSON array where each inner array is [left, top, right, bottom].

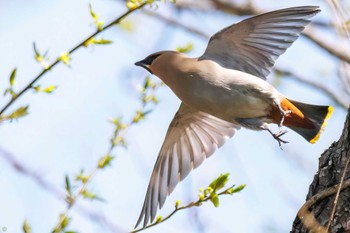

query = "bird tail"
[[280, 98, 333, 143]]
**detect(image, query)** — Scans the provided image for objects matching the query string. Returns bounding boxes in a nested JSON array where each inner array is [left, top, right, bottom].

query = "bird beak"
[[135, 60, 153, 74], [134, 60, 144, 67]]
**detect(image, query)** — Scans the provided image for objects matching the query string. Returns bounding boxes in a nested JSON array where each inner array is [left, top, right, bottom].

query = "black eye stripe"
[[145, 53, 162, 65]]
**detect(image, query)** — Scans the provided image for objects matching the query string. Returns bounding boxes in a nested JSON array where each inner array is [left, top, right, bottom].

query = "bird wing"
[[200, 6, 320, 79], [135, 103, 240, 228]]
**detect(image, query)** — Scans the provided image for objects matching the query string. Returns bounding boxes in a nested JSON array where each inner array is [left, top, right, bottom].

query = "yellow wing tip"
[[309, 106, 334, 144]]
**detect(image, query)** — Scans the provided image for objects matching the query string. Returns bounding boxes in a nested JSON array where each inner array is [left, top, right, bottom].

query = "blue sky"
[[0, 0, 347, 232]]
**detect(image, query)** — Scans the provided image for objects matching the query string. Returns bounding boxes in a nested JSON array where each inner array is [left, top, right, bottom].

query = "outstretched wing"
[[135, 103, 240, 228], [200, 6, 320, 79]]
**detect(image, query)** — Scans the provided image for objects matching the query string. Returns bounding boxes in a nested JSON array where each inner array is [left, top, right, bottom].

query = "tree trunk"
[[291, 108, 350, 232]]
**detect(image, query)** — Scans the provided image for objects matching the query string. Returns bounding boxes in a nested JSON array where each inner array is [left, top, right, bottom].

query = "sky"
[[0, 0, 348, 233]]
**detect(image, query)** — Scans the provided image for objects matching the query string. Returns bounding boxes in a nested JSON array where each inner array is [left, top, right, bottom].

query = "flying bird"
[[134, 6, 333, 228]]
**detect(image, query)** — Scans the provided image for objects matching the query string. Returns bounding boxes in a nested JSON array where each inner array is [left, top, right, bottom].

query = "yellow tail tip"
[[309, 106, 334, 144]]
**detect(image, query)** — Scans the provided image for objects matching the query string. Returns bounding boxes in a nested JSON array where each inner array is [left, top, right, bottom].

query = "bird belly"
[[194, 88, 271, 121], [173, 77, 274, 123]]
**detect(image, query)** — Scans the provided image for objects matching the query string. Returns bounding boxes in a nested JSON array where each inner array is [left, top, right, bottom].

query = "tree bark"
[[291, 108, 350, 233]]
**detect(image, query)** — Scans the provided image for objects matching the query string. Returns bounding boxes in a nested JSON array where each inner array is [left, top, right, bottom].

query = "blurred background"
[[0, 0, 349, 232]]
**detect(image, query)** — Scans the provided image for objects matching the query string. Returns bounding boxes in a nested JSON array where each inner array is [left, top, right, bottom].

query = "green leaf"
[[132, 109, 152, 123], [132, 110, 144, 123], [98, 154, 115, 169], [155, 215, 162, 223], [175, 43, 193, 53], [60, 214, 70, 229], [75, 171, 89, 184], [59, 52, 71, 65], [96, 21, 104, 31], [81, 189, 103, 201], [23, 220, 31, 233], [232, 184, 246, 193], [111, 136, 127, 148], [142, 94, 158, 104], [3, 88, 17, 99], [42, 85, 57, 93], [175, 200, 181, 209], [9, 68, 17, 86], [33, 42, 40, 58], [53, 214, 71, 233], [110, 117, 127, 130], [33, 43, 49, 69], [65, 175, 72, 195], [210, 193, 219, 207], [143, 76, 152, 89], [89, 4, 98, 21], [33, 42, 44, 62], [83, 38, 94, 47], [89, 4, 104, 31], [93, 38, 113, 45], [126, 0, 141, 10], [198, 193, 205, 201], [209, 173, 230, 192], [33, 85, 41, 92], [83, 38, 113, 47], [7, 106, 29, 120], [204, 187, 213, 196]]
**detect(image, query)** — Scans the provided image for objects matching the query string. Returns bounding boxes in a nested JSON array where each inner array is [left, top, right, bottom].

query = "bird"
[[134, 6, 333, 228]]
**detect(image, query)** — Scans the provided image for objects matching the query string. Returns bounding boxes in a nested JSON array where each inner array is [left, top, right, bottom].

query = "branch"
[[297, 177, 350, 233], [146, 10, 210, 38], [174, 0, 257, 15], [0, 147, 123, 232], [292, 107, 350, 232], [303, 28, 350, 64], [0, 147, 63, 199], [131, 175, 245, 233], [0, 2, 147, 116], [274, 68, 348, 108]]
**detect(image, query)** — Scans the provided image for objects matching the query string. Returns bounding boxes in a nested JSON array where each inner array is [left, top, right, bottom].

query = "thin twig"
[[0, 147, 124, 232], [53, 168, 98, 232], [274, 68, 348, 108], [326, 151, 350, 231], [0, 147, 64, 198], [0, 3, 147, 116], [303, 28, 350, 64], [297, 178, 350, 232], [130, 187, 235, 233], [145, 10, 210, 38]]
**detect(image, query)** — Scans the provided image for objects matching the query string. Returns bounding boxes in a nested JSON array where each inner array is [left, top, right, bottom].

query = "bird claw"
[[268, 129, 289, 150]]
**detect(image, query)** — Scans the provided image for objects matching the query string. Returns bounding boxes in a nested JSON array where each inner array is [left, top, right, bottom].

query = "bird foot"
[[268, 129, 289, 150]]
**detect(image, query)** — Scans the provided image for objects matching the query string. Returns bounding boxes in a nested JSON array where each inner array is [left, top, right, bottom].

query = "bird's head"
[[135, 51, 180, 75]]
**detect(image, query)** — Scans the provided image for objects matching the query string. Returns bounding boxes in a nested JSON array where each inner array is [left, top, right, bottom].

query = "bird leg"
[[275, 103, 292, 130], [235, 116, 289, 149], [266, 128, 289, 150]]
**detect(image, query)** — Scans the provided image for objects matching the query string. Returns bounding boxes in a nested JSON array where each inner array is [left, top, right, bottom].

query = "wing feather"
[[200, 6, 320, 79], [135, 103, 240, 228]]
